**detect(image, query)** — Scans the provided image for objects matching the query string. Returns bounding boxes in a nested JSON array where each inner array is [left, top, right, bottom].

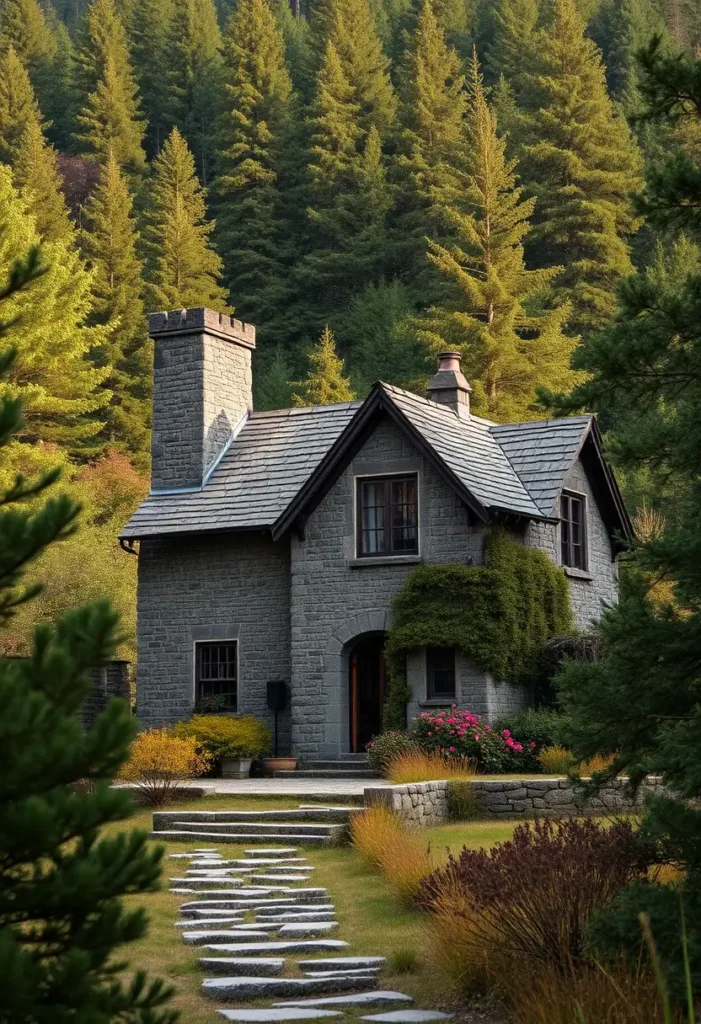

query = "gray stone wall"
[[290, 415, 492, 759], [82, 661, 131, 728], [136, 531, 291, 749], [150, 310, 255, 492], [525, 457, 618, 630], [364, 777, 664, 826]]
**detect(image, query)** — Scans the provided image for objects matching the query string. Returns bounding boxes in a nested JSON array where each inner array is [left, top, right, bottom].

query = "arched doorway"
[[349, 633, 386, 752]]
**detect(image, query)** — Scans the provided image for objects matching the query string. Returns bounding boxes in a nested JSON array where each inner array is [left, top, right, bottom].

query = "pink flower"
[[503, 729, 511, 738], [530, 742, 536, 748], [449, 746, 456, 753], [428, 731, 432, 736], [473, 735, 480, 741]]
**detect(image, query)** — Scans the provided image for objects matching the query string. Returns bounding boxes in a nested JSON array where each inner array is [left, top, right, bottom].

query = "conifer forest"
[[0, 0, 699, 654]]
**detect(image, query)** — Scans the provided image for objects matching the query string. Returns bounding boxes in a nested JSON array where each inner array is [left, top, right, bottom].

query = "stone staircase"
[[152, 806, 362, 846], [275, 755, 379, 780]]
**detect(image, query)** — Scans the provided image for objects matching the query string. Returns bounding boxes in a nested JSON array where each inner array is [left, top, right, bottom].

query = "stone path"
[[168, 824, 453, 1023]]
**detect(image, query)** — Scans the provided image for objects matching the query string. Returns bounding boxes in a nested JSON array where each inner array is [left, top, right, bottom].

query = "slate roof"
[[121, 383, 597, 540]]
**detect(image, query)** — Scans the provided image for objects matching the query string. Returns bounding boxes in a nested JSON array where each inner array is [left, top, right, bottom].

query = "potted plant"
[[262, 755, 297, 776], [172, 715, 271, 779]]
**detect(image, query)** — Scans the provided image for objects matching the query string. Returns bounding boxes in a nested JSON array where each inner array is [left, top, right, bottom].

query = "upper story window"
[[195, 640, 238, 711], [427, 646, 456, 701], [560, 492, 587, 570], [357, 474, 419, 558]]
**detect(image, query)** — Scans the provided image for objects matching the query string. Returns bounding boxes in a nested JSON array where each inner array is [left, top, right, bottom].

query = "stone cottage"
[[121, 307, 631, 759]]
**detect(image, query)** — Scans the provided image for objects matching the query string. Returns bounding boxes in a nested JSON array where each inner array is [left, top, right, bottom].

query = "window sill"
[[418, 699, 457, 708], [348, 555, 422, 568], [564, 566, 594, 581]]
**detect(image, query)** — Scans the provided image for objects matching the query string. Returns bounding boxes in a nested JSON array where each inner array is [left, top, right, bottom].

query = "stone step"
[[274, 770, 378, 779], [306, 969, 382, 980], [218, 1011, 343, 1022], [186, 868, 256, 876], [183, 930, 270, 945], [245, 848, 300, 857], [198, 939, 349, 957], [190, 858, 308, 868], [174, 917, 244, 928], [303, 760, 370, 771], [179, 898, 324, 914], [278, 922, 339, 937], [256, 911, 336, 923], [200, 957, 285, 977], [169, 877, 244, 889], [249, 875, 312, 885], [298, 958, 386, 973], [275, 993, 413, 1009], [180, 887, 328, 900], [169, 822, 342, 837], [361, 1013, 454, 1023], [154, 831, 333, 846], [155, 809, 354, 826], [202, 975, 377, 1001]]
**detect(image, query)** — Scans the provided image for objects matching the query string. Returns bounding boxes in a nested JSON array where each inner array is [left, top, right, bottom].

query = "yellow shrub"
[[173, 715, 271, 759], [538, 744, 576, 774], [117, 728, 211, 806], [579, 752, 617, 776], [426, 877, 499, 997], [350, 805, 433, 904], [385, 750, 476, 784]]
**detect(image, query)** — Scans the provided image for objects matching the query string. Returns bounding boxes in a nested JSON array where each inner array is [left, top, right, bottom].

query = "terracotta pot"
[[262, 757, 297, 777], [221, 757, 253, 779]]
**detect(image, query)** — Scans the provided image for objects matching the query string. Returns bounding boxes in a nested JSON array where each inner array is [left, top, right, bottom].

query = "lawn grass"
[[109, 796, 516, 1020]]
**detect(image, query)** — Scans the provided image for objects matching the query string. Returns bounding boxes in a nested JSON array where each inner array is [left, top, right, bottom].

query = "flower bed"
[[413, 706, 534, 772]]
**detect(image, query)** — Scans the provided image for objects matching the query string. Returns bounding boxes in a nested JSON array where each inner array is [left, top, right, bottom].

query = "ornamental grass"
[[350, 805, 433, 905], [385, 750, 476, 784], [116, 728, 211, 806]]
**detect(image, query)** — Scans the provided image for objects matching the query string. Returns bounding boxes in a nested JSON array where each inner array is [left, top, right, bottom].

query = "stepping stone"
[[245, 848, 299, 857], [190, 862, 256, 870], [299, 958, 386, 973], [199, 940, 349, 957], [186, 869, 255, 877], [217, 1011, 342, 1022], [182, 930, 269, 945], [305, 970, 382, 979], [250, 876, 312, 885], [174, 918, 244, 927], [202, 976, 378, 1001], [170, 852, 222, 860], [261, 906, 335, 918], [199, 957, 284, 977], [361, 1015, 453, 1023], [257, 912, 335, 923], [275, 993, 412, 1009], [180, 899, 306, 914], [278, 923, 339, 937], [169, 878, 244, 889], [216, 858, 308, 867]]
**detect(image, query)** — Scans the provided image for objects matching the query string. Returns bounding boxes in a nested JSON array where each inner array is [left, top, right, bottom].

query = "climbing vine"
[[383, 529, 572, 729]]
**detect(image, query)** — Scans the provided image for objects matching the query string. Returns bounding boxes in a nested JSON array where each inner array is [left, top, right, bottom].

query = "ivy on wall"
[[382, 529, 572, 730]]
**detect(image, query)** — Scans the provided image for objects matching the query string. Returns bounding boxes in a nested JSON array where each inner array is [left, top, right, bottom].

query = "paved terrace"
[[116, 779, 390, 798]]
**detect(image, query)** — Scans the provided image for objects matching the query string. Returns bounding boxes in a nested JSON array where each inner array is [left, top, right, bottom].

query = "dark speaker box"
[[266, 679, 288, 711]]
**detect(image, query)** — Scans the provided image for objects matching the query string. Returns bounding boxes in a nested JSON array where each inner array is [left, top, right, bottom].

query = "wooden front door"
[[349, 635, 386, 752]]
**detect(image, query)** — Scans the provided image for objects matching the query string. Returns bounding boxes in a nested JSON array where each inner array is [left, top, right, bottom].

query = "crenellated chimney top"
[[427, 351, 472, 418]]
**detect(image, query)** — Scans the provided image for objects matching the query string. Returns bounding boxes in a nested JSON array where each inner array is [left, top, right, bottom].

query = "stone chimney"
[[427, 351, 472, 418], [149, 308, 255, 493]]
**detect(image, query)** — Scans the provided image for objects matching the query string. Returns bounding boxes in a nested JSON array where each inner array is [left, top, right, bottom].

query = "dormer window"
[[357, 474, 418, 557], [561, 492, 587, 570]]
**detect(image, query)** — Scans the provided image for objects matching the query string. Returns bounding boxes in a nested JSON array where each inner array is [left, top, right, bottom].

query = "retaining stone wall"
[[364, 777, 664, 826]]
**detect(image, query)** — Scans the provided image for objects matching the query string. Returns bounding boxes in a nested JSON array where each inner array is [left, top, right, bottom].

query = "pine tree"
[[127, 0, 176, 157], [163, 0, 224, 184], [0, 0, 55, 73], [484, 0, 538, 87], [0, 48, 72, 245], [142, 128, 229, 311], [394, 0, 466, 289], [80, 153, 150, 458], [73, 0, 145, 171], [14, 119, 73, 244], [0, 165, 111, 465], [515, 0, 642, 337], [215, 0, 292, 328], [39, 18, 77, 152], [253, 345, 294, 410], [308, 0, 396, 137], [291, 325, 355, 405], [553, 49, 701, 997], [589, 0, 664, 105], [418, 55, 577, 422], [0, 273, 174, 1020], [302, 41, 393, 332]]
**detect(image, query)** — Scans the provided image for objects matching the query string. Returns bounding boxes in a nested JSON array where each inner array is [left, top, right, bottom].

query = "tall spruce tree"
[[0, 0, 55, 74], [291, 324, 355, 405], [73, 0, 145, 171], [308, 0, 396, 136], [142, 128, 228, 311], [0, 262, 175, 1021], [589, 0, 664, 106], [0, 164, 110, 466], [418, 55, 576, 422], [127, 0, 175, 157], [553, 46, 701, 1001], [39, 19, 77, 152], [515, 0, 642, 336], [163, 0, 224, 183], [0, 49, 72, 245], [484, 0, 538, 87], [394, 0, 466, 291], [301, 41, 393, 333], [80, 153, 150, 458], [215, 0, 292, 329]]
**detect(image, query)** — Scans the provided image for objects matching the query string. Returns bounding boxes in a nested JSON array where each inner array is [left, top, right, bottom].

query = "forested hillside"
[[0, 0, 698, 655]]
